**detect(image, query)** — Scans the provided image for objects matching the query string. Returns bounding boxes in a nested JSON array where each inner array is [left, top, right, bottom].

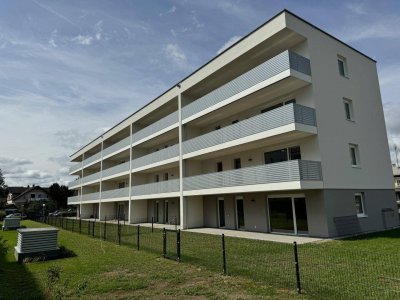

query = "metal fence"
[[36, 217, 400, 299]]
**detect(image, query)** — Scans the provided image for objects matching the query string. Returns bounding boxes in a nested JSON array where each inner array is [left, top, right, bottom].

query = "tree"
[[49, 183, 72, 209], [0, 169, 8, 209]]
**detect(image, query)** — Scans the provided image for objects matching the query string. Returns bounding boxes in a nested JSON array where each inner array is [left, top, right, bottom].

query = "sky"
[[1, 0, 400, 187]]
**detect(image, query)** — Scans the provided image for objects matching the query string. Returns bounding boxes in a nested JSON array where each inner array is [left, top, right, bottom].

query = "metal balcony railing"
[[101, 187, 130, 200], [183, 104, 316, 155], [81, 171, 101, 184], [81, 192, 100, 202], [68, 178, 81, 189], [132, 179, 180, 196], [83, 152, 102, 167], [102, 136, 131, 158], [183, 160, 322, 191], [67, 196, 80, 204], [132, 111, 179, 144], [182, 50, 311, 120], [131, 144, 179, 170], [102, 161, 130, 178], [69, 163, 82, 174]]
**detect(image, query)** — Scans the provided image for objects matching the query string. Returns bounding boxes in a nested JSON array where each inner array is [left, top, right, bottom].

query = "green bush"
[[0, 210, 5, 221]]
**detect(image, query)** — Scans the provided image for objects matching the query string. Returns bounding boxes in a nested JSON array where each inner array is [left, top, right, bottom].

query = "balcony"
[[81, 192, 100, 202], [132, 179, 180, 197], [102, 136, 130, 158], [68, 178, 81, 189], [183, 160, 322, 194], [102, 161, 130, 179], [181, 50, 311, 123], [69, 163, 82, 174], [67, 195, 80, 204], [83, 152, 102, 167], [81, 172, 101, 185], [183, 104, 316, 157], [101, 187, 130, 201], [131, 144, 179, 171], [132, 111, 179, 145]]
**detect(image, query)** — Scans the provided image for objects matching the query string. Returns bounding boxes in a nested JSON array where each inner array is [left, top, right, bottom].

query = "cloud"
[[346, 2, 368, 15], [72, 34, 94, 45], [164, 43, 188, 68], [48, 29, 58, 47], [217, 35, 242, 54], [160, 6, 176, 17], [31, 0, 79, 29]]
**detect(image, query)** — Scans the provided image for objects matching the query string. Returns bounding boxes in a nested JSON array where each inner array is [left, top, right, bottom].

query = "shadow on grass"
[[0, 239, 45, 299], [343, 227, 400, 242]]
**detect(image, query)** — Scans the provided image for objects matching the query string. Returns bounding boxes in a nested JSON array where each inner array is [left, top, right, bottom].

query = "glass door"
[[236, 197, 245, 229], [268, 197, 294, 233], [164, 201, 169, 224], [294, 198, 308, 234], [154, 202, 159, 223], [218, 198, 225, 228]]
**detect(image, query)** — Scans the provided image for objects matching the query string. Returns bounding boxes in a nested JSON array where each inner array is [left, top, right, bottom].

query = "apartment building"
[[67, 10, 398, 237]]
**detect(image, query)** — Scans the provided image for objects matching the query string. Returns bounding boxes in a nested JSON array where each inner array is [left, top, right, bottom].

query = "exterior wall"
[[323, 189, 399, 237], [81, 203, 99, 219], [146, 198, 180, 224], [130, 200, 148, 223], [99, 202, 114, 220], [186, 196, 204, 228]]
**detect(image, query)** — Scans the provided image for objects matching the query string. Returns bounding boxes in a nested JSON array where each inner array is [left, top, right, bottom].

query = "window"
[[284, 99, 296, 105], [30, 194, 35, 198], [289, 146, 301, 160], [349, 144, 360, 167], [261, 99, 296, 114], [265, 146, 301, 164], [343, 98, 354, 121], [118, 182, 125, 189], [233, 158, 241, 169], [338, 55, 348, 77], [155, 174, 159, 182], [232, 120, 239, 124], [164, 173, 169, 181], [217, 162, 223, 172], [355, 193, 366, 216], [215, 125, 221, 130]]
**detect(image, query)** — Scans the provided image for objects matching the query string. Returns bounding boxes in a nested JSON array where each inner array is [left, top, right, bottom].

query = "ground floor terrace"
[[74, 189, 398, 238]]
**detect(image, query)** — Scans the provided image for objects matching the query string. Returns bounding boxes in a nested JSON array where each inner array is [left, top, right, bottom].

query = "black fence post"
[[72, 219, 74, 232], [103, 216, 107, 241], [293, 241, 301, 294], [137, 225, 140, 251], [177, 229, 181, 262], [92, 220, 95, 238], [222, 234, 227, 275], [151, 217, 154, 233], [88, 221, 90, 237], [79, 218, 82, 234], [163, 228, 167, 258], [118, 217, 121, 245]]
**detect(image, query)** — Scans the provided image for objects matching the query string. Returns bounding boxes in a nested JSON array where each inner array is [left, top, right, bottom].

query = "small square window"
[[343, 98, 354, 121], [349, 144, 360, 167], [217, 162, 223, 172], [355, 193, 366, 217], [233, 158, 241, 169], [338, 55, 348, 77], [31, 194, 35, 198]]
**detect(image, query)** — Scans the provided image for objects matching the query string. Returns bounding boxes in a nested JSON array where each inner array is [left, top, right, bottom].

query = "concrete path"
[[185, 228, 326, 244]]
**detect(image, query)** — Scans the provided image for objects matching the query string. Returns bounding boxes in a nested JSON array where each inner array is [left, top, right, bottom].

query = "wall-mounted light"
[[248, 158, 253, 162]]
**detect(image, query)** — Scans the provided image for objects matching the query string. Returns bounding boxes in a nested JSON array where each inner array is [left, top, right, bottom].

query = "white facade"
[[67, 10, 397, 237]]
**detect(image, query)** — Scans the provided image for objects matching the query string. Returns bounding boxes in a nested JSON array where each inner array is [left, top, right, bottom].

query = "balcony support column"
[[98, 139, 104, 220], [178, 91, 187, 229], [128, 123, 133, 223]]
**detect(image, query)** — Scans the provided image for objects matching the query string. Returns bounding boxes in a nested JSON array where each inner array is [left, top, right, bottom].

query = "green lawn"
[[0, 220, 301, 300], [2, 219, 400, 299]]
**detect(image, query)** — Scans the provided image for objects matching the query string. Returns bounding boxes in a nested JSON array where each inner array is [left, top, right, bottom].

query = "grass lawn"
[[0, 220, 302, 300]]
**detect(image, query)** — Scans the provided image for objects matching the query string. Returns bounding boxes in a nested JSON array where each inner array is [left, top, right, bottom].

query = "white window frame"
[[338, 55, 349, 78], [343, 98, 354, 121], [355, 193, 367, 217], [349, 144, 361, 167]]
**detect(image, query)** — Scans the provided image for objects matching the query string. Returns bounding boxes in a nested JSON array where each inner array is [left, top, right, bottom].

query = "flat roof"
[[70, 9, 376, 157]]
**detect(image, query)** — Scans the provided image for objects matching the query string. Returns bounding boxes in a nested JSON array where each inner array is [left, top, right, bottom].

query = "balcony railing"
[[81, 192, 100, 202], [102, 136, 131, 158], [132, 179, 180, 196], [183, 160, 322, 191], [68, 178, 81, 189], [67, 196, 80, 204], [132, 144, 179, 170], [81, 171, 101, 184], [183, 104, 316, 155], [101, 187, 130, 200], [182, 50, 311, 121], [69, 163, 82, 174], [102, 161, 130, 178], [132, 111, 179, 144], [83, 152, 102, 167]]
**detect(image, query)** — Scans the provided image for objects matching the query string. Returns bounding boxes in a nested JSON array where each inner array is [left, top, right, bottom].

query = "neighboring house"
[[67, 10, 398, 237], [393, 165, 400, 209], [7, 186, 51, 205]]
